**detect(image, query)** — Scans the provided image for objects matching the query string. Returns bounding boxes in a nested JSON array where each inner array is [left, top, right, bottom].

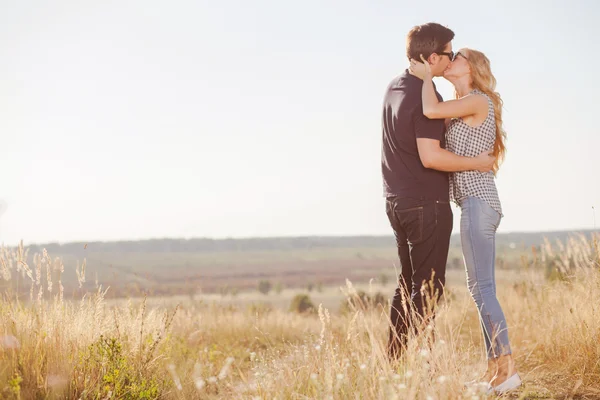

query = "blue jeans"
[[460, 196, 512, 359]]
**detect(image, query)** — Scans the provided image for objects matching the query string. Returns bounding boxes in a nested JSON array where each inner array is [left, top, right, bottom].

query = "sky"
[[0, 0, 598, 245]]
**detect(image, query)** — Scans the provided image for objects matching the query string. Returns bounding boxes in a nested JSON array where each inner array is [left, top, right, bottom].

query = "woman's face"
[[444, 49, 471, 80]]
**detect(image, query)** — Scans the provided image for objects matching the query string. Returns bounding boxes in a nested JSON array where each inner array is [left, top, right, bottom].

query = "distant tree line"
[[17, 230, 599, 256]]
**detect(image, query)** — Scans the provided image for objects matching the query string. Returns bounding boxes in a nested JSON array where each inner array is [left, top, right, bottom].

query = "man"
[[381, 22, 495, 359]]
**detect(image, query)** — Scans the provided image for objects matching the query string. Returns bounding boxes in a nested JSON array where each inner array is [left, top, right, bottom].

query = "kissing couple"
[[381, 22, 522, 395]]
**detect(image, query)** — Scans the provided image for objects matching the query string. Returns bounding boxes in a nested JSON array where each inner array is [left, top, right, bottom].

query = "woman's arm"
[[410, 58, 488, 120], [421, 75, 487, 119]]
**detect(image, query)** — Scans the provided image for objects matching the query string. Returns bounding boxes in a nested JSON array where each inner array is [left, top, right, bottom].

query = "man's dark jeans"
[[385, 196, 453, 359]]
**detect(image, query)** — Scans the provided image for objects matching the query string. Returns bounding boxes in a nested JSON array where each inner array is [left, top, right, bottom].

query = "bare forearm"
[[422, 75, 439, 115], [425, 148, 478, 172]]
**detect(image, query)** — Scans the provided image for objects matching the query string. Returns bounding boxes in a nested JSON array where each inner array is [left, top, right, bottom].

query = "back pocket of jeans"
[[396, 206, 423, 245]]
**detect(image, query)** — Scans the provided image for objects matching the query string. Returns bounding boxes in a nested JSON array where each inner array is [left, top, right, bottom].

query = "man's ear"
[[428, 53, 439, 65]]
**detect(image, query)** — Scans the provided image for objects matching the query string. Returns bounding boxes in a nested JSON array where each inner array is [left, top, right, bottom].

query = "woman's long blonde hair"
[[460, 49, 507, 174]]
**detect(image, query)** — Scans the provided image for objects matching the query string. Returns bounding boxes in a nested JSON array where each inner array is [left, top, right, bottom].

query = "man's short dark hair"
[[406, 23, 455, 61]]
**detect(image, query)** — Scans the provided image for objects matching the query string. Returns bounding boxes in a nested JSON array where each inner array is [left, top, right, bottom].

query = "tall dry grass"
[[0, 235, 598, 399]]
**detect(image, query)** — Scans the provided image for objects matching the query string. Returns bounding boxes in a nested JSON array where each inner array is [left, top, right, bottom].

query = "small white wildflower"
[[47, 375, 68, 388], [426, 395, 434, 400], [405, 370, 413, 378], [310, 373, 318, 380], [167, 364, 182, 391], [194, 377, 206, 390], [208, 376, 217, 384], [359, 364, 367, 371], [419, 348, 430, 358], [397, 383, 407, 390], [439, 339, 446, 345], [0, 335, 20, 350], [250, 352, 256, 362], [336, 373, 344, 381], [193, 362, 205, 390], [217, 357, 234, 380], [473, 382, 489, 393], [315, 345, 321, 351], [437, 375, 447, 384]]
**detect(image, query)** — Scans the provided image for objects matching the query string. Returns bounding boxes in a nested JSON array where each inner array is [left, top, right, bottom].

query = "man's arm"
[[417, 138, 494, 173], [413, 105, 494, 173]]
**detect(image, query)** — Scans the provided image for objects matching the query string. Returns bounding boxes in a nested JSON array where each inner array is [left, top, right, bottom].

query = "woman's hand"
[[409, 54, 432, 80]]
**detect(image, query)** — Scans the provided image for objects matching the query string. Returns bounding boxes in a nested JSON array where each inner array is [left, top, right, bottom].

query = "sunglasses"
[[437, 50, 455, 60], [437, 51, 468, 61]]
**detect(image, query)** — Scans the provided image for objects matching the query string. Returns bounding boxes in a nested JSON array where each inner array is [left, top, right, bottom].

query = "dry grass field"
[[0, 234, 599, 399]]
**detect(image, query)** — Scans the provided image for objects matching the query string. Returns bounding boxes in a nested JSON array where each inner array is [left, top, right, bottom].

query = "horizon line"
[[9, 227, 599, 247]]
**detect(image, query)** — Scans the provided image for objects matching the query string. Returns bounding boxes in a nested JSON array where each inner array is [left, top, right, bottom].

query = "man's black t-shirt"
[[381, 70, 449, 201]]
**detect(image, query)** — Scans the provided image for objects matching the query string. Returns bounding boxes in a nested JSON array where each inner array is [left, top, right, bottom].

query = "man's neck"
[[407, 69, 423, 81], [407, 68, 440, 82]]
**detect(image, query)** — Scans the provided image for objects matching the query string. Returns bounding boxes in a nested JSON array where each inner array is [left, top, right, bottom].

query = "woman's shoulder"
[[471, 89, 494, 112], [471, 89, 491, 101]]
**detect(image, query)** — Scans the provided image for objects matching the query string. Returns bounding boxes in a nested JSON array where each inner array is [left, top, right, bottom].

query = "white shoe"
[[487, 373, 522, 395]]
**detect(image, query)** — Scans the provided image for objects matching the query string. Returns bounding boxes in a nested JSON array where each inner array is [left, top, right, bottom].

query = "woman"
[[409, 48, 521, 395]]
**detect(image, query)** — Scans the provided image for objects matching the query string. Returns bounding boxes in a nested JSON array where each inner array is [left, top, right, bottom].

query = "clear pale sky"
[[0, 0, 598, 245]]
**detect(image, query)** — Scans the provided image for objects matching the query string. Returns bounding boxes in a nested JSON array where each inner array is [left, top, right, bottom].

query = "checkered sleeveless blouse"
[[446, 89, 503, 216]]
